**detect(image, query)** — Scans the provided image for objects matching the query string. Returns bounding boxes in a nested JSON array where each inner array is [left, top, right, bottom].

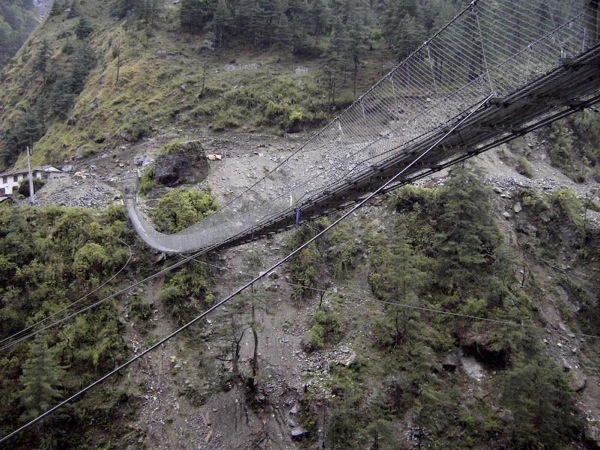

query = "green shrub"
[[551, 189, 583, 229], [160, 139, 182, 155], [303, 307, 342, 352], [515, 156, 533, 178], [17, 178, 45, 196], [138, 166, 155, 195], [151, 187, 217, 233], [501, 358, 583, 449], [159, 260, 214, 323]]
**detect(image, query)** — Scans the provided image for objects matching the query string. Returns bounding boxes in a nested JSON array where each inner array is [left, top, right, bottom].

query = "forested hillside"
[[0, 0, 468, 170], [0, 1, 39, 70]]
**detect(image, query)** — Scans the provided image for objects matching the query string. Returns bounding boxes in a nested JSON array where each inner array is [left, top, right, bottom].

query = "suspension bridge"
[[3, 0, 600, 443], [127, 0, 600, 254]]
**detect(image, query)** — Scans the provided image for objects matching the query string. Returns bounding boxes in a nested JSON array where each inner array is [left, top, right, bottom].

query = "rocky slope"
[[17, 124, 600, 448]]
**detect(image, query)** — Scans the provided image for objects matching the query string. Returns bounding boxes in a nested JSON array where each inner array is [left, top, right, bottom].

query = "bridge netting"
[[127, 0, 597, 253]]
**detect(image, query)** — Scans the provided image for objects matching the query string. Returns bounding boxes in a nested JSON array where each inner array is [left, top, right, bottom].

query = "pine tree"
[[111, 0, 136, 19], [369, 225, 429, 347], [18, 335, 64, 423], [67, 0, 81, 19], [234, 0, 256, 42], [5, 107, 44, 166], [310, 0, 332, 35], [34, 39, 50, 77], [71, 42, 96, 93], [381, 0, 426, 60], [49, 0, 66, 16], [324, 18, 349, 106], [435, 166, 501, 294], [75, 16, 93, 39], [213, 0, 232, 46], [180, 0, 212, 33], [345, 0, 369, 97], [274, 12, 293, 52], [502, 357, 583, 449], [287, 0, 317, 55]]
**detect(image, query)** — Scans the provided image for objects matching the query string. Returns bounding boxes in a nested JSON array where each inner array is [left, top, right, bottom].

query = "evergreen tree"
[[234, 0, 256, 42], [47, 72, 76, 118], [0, 0, 39, 68], [181, 0, 213, 33], [4, 107, 44, 166], [213, 0, 232, 46], [369, 225, 429, 347], [274, 11, 293, 52], [18, 335, 64, 423], [250, 0, 279, 47], [324, 18, 349, 106], [111, 0, 137, 19], [502, 358, 582, 449], [75, 15, 93, 39], [345, 0, 369, 97], [71, 42, 96, 93], [381, 0, 426, 60], [49, 0, 66, 16], [112, 0, 161, 24], [287, 0, 318, 55], [435, 166, 501, 295], [309, 0, 332, 35], [34, 39, 50, 77], [67, 0, 82, 19]]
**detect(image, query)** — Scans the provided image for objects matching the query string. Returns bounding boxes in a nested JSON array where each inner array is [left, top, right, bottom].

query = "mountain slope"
[[0, 0, 599, 448], [0, 0, 40, 70]]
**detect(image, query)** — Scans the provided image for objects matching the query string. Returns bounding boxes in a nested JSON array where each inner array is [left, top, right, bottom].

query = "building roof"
[[0, 165, 62, 177]]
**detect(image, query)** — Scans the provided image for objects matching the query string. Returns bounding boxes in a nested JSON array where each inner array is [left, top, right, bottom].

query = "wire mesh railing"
[[127, 0, 596, 253]]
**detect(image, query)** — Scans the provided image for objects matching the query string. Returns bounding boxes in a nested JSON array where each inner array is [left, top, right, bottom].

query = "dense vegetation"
[[287, 166, 598, 449], [0, 0, 39, 70], [0, 205, 146, 448]]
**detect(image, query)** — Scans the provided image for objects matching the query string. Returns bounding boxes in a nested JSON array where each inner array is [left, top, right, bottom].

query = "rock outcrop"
[[153, 141, 209, 187]]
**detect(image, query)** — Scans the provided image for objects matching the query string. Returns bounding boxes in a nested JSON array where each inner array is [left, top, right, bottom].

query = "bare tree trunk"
[[251, 302, 259, 376], [116, 48, 121, 85], [199, 61, 208, 99]]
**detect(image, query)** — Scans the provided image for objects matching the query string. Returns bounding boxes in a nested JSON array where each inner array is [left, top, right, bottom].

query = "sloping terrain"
[[1, 0, 600, 448]]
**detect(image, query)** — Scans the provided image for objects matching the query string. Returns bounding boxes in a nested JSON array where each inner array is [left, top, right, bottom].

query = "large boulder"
[[153, 141, 209, 187]]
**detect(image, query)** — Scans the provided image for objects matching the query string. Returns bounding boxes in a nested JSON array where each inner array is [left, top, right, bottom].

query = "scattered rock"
[[443, 353, 458, 372], [290, 427, 307, 440], [570, 371, 587, 392], [584, 422, 600, 448], [513, 202, 522, 213]]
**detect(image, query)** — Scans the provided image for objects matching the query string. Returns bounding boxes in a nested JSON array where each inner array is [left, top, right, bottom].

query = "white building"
[[0, 166, 64, 195]]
